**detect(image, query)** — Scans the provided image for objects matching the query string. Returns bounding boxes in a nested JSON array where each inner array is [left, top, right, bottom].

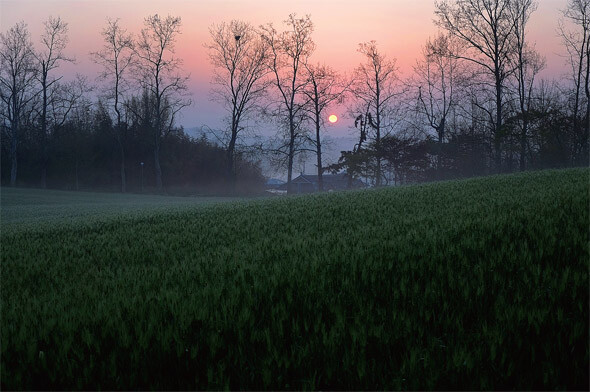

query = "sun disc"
[[328, 114, 338, 123]]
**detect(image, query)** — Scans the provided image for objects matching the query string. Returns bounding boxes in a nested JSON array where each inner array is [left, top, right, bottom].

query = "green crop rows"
[[1, 168, 588, 389]]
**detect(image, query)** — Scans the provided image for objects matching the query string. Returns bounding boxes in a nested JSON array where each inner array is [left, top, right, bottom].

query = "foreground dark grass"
[[1, 168, 588, 390]]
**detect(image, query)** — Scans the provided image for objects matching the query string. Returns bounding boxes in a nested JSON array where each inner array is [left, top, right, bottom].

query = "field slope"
[[1, 168, 588, 390]]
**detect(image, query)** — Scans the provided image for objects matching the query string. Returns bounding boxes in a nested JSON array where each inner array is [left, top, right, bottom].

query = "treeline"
[[1, 97, 263, 193], [331, 77, 589, 185], [1, 0, 589, 195], [330, 0, 590, 186], [0, 15, 264, 194]]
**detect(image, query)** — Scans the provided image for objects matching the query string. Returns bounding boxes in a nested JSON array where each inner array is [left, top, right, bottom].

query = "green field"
[[1, 169, 588, 389]]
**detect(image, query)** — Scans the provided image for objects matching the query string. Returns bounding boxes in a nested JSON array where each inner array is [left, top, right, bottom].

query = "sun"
[[328, 114, 338, 123]]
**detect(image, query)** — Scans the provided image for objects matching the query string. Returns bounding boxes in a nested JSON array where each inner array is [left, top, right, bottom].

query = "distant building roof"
[[265, 178, 285, 186], [278, 173, 365, 193]]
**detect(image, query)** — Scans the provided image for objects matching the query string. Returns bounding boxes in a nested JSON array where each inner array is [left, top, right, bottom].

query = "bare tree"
[[301, 63, 347, 191], [207, 20, 271, 193], [509, 0, 544, 171], [0, 22, 37, 186], [413, 33, 463, 173], [34, 15, 74, 188], [132, 14, 191, 191], [66, 93, 94, 191], [91, 18, 134, 193], [49, 75, 92, 132], [261, 14, 315, 194], [351, 41, 401, 186], [50, 75, 93, 188], [435, 0, 517, 172], [558, 0, 590, 165]]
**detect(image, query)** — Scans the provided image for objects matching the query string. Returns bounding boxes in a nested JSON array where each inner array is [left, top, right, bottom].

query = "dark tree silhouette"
[[413, 33, 463, 175], [301, 63, 348, 191], [91, 18, 135, 193], [436, 0, 516, 172], [0, 22, 37, 186], [350, 41, 401, 186], [261, 14, 315, 194], [558, 0, 590, 165], [132, 14, 191, 191], [33, 15, 74, 188], [207, 20, 271, 193], [509, 0, 544, 171]]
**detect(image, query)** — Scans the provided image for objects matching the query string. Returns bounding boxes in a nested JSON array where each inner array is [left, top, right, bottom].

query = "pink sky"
[[1, 0, 569, 133]]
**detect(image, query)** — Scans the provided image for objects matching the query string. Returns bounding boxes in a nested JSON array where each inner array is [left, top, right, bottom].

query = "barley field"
[[1, 168, 588, 389]]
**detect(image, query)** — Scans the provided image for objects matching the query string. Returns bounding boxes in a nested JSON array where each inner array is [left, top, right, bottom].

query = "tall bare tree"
[[91, 18, 134, 193], [509, 0, 543, 171], [436, 0, 517, 171], [65, 92, 94, 191], [0, 22, 37, 186], [351, 41, 400, 186], [132, 14, 191, 191], [261, 14, 315, 194], [50, 75, 93, 188], [34, 16, 74, 188], [301, 63, 347, 191], [413, 33, 463, 173], [559, 0, 590, 165], [49, 75, 92, 133], [207, 20, 271, 192]]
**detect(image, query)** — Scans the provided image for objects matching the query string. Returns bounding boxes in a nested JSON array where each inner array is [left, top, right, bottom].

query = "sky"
[[1, 0, 570, 137]]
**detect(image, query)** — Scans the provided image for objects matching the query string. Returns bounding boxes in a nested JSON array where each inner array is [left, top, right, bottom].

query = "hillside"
[[1, 168, 588, 389]]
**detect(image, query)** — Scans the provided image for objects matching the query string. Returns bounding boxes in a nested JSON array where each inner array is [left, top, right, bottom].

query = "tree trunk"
[[41, 75, 48, 189], [154, 143, 163, 191], [507, 141, 514, 173], [286, 112, 295, 194], [10, 128, 17, 186], [572, 35, 585, 165], [583, 35, 590, 164], [437, 118, 445, 177], [315, 110, 323, 192], [584, 111, 590, 164], [438, 131, 443, 167], [155, 87, 163, 191], [519, 117, 528, 171], [227, 129, 237, 194], [494, 75, 503, 173], [119, 140, 126, 193], [41, 166, 47, 189], [287, 136, 294, 194], [75, 159, 79, 191], [375, 106, 382, 186]]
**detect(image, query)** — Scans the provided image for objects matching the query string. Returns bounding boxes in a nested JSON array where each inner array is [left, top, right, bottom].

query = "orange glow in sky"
[[328, 115, 338, 124], [1, 0, 569, 132]]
